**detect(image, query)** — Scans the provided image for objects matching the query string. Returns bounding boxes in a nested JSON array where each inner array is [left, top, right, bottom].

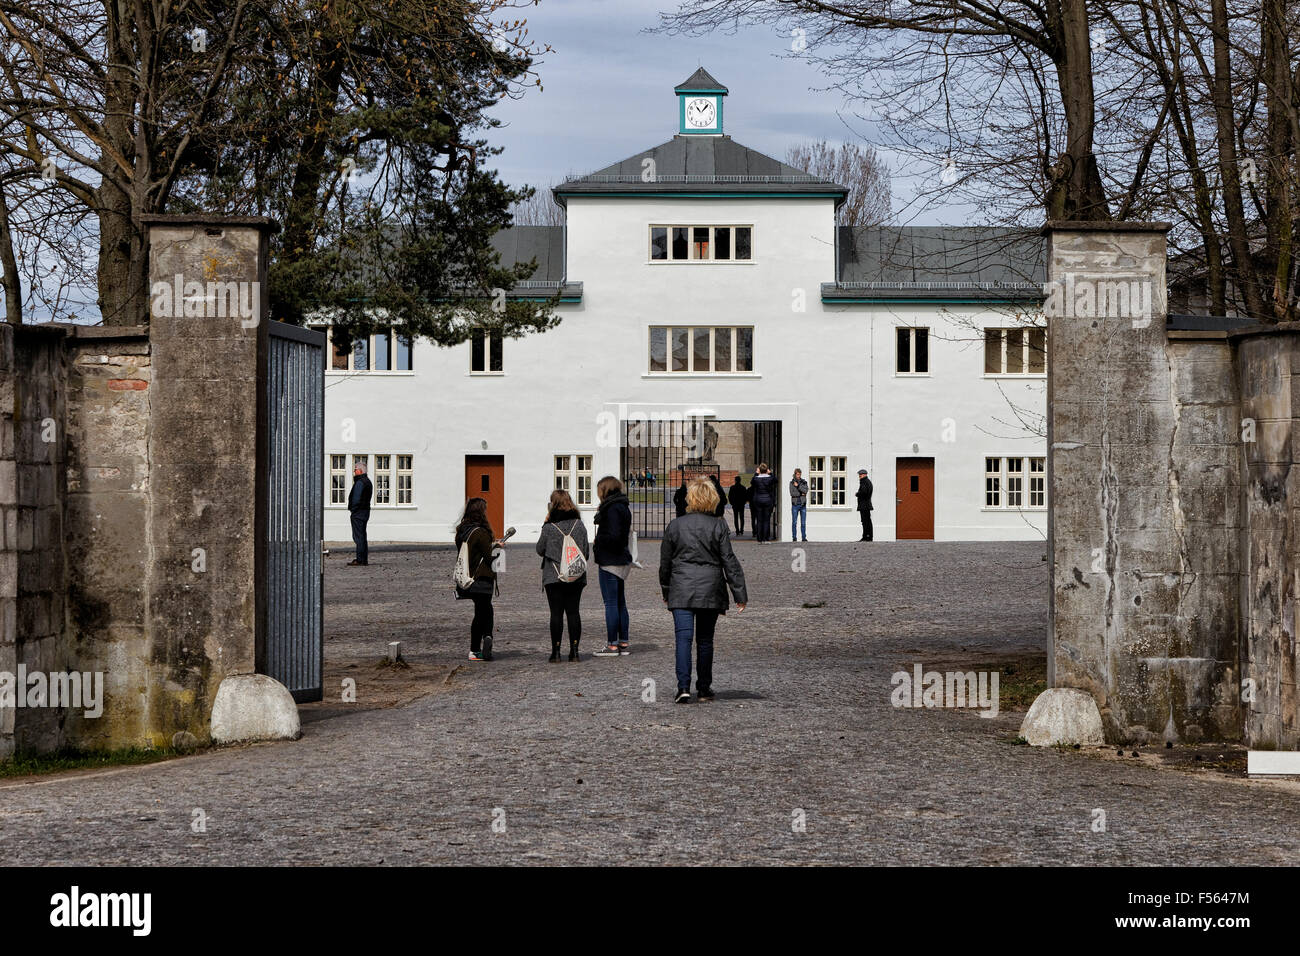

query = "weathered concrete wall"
[[1048, 222, 1243, 743], [1234, 325, 1300, 749], [63, 327, 152, 747], [0, 326, 69, 755], [142, 219, 270, 744]]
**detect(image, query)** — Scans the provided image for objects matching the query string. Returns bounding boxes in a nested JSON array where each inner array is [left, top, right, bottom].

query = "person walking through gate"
[[660, 478, 748, 703], [673, 473, 688, 518], [593, 476, 633, 656], [789, 468, 809, 542], [749, 463, 777, 544], [348, 463, 373, 566], [455, 497, 504, 661], [536, 489, 589, 662], [728, 475, 749, 536], [856, 468, 874, 541], [708, 474, 727, 518]]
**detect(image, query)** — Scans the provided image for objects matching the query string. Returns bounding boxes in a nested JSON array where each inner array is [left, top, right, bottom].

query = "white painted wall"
[[322, 194, 1047, 544]]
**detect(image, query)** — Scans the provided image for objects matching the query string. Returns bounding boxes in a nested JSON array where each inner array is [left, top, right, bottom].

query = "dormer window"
[[650, 225, 752, 262]]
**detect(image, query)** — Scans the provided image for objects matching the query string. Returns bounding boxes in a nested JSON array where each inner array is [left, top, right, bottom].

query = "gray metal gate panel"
[[263, 322, 325, 702]]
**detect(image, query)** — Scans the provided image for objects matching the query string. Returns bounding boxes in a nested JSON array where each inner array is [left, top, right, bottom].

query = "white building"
[[320, 69, 1048, 544]]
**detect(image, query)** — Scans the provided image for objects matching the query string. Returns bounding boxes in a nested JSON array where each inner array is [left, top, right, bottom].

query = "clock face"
[[686, 97, 717, 129]]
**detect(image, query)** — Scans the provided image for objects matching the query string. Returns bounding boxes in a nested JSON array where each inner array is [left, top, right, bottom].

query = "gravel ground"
[[2, 539, 1298, 865]]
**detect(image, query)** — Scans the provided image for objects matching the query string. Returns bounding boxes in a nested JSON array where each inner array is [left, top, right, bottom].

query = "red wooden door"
[[895, 458, 934, 540], [465, 455, 505, 534]]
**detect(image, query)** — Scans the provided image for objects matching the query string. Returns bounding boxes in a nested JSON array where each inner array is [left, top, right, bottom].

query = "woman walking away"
[[749, 463, 777, 543], [661, 478, 748, 703], [708, 474, 727, 518], [593, 476, 633, 656], [455, 497, 502, 661], [728, 475, 749, 536], [536, 489, 589, 662]]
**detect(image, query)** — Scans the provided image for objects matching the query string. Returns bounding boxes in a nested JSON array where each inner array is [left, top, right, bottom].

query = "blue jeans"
[[672, 608, 718, 691], [791, 503, 806, 540], [598, 568, 630, 644]]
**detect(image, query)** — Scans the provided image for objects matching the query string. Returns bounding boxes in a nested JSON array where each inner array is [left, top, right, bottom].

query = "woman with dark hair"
[[708, 474, 727, 518], [749, 463, 777, 544], [661, 478, 748, 703], [455, 497, 503, 661], [593, 475, 633, 656], [536, 488, 589, 662]]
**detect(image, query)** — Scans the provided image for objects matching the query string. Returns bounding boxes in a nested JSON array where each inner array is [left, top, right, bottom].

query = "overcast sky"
[[483, 0, 965, 225]]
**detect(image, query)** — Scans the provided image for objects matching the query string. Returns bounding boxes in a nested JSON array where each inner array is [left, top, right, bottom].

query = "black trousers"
[[544, 580, 584, 645], [732, 503, 746, 534], [752, 502, 773, 541], [860, 511, 873, 541], [350, 511, 369, 563], [470, 592, 494, 651]]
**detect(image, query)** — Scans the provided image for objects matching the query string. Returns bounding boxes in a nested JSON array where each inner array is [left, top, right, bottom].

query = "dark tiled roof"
[[554, 136, 846, 200], [490, 225, 563, 279], [674, 67, 727, 93], [824, 227, 1044, 300]]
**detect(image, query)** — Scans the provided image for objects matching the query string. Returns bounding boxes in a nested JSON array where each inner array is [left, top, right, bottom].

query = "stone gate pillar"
[[1044, 221, 1242, 744]]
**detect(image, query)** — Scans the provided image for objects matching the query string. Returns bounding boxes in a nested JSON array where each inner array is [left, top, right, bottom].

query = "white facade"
[[321, 85, 1047, 544]]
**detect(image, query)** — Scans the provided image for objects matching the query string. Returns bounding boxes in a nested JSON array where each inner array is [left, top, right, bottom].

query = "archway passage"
[[620, 419, 781, 539]]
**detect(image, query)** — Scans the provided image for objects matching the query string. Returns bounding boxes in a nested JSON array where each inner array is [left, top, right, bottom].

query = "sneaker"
[[697, 686, 715, 702], [594, 644, 620, 656], [481, 636, 493, 661], [618, 643, 630, 656], [674, 689, 691, 704], [468, 651, 485, 661]]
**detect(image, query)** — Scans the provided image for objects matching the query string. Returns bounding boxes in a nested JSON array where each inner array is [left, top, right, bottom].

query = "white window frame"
[[648, 224, 755, 263], [469, 329, 504, 374], [647, 325, 755, 375], [330, 454, 347, 505], [984, 456, 1047, 510], [553, 454, 595, 506], [896, 326, 930, 376], [984, 326, 1047, 377], [808, 456, 826, 506], [806, 455, 850, 508], [326, 452, 416, 508], [318, 326, 414, 373], [372, 454, 392, 505]]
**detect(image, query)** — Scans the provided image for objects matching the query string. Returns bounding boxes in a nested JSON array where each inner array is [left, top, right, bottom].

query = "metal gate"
[[620, 419, 781, 539], [260, 322, 325, 702]]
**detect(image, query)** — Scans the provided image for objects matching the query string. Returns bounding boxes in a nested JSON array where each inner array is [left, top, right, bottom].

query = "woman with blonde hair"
[[536, 488, 589, 662], [660, 477, 748, 703], [593, 475, 633, 655]]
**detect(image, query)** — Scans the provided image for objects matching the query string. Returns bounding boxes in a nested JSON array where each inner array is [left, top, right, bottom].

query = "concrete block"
[[210, 674, 301, 744], [1020, 688, 1106, 746]]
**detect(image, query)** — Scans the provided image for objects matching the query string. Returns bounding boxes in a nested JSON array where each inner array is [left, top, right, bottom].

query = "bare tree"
[[509, 184, 566, 226], [660, 0, 1298, 321], [786, 140, 891, 226]]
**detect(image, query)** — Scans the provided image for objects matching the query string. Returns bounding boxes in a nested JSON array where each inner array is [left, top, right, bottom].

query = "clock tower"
[[676, 67, 727, 135]]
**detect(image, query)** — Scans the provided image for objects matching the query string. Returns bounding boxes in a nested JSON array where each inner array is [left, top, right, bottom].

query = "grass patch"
[[998, 658, 1048, 711], [0, 746, 183, 779]]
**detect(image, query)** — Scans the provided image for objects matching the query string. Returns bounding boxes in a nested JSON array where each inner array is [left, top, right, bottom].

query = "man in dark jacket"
[[727, 476, 748, 535], [789, 468, 809, 542], [748, 465, 777, 543], [856, 468, 873, 542], [673, 479, 688, 518], [348, 463, 374, 565], [708, 474, 727, 518]]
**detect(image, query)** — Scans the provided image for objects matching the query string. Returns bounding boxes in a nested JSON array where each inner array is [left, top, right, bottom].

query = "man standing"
[[789, 468, 809, 542], [348, 463, 373, 566], [855, 468, 873, 542]]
